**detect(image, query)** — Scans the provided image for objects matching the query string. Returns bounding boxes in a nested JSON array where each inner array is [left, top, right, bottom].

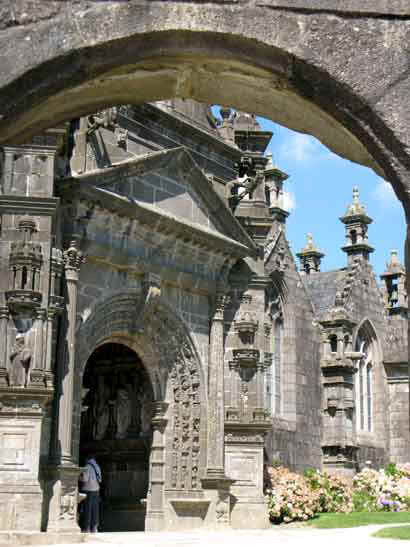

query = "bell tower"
[[340, 187, 374, 265]]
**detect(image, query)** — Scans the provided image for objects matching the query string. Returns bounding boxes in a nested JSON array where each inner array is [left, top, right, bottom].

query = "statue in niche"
[[94, 376, 110, 440], [115, 383, 132, 439], [8, 334, 31, 387]]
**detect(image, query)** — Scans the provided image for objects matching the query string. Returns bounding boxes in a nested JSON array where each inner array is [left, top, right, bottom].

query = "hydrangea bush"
[[265, 462, 410, 524], [353, 463, 410, 513], [265, 466, 321, 523]]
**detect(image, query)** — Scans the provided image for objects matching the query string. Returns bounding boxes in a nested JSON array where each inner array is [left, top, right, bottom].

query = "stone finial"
[[296, 233, 324, 274], [340, 187, 374, 265], [343, 186, 367, 217], [304, 233, 314, 251], [385, 249, 405, 274]]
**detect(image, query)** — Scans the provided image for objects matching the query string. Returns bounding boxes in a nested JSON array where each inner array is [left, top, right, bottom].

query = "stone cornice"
[[0, 195, 59, 217], [58, 183, 254, 260]]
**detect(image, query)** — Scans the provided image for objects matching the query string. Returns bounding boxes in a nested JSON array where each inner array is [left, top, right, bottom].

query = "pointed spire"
[[296, 233, 325, 274], [340, 187, 374, 265], [384, 249, 405, 275]]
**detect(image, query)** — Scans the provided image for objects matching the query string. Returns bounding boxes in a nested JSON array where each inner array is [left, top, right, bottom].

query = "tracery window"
[[355, 332, 374, 432]]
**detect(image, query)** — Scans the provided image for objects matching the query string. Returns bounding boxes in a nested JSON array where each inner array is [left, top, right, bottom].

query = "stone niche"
[[80, 343, 154, 532]]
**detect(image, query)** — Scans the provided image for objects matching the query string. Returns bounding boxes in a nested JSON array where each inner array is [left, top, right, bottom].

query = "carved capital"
[[0, 306, 9, 320], [214, 293, 230, 320], [63, 240, 85, 278]]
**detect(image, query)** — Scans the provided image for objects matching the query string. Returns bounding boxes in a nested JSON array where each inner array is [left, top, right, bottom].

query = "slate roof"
[[302, 269, 347, 320]]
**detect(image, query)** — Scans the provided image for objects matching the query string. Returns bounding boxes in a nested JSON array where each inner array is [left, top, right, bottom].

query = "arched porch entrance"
[[80, 342, 154, 532], [72, 292, 208, 532]]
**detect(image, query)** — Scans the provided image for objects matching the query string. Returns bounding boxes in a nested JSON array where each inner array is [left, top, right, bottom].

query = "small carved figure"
[[115, 386, 132, 439], [8, 334, 31, 387], [94, 377, 110, 440]]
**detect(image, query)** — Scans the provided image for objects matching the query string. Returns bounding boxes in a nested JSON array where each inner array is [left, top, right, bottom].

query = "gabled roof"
[[302, 269, 347, 320], [59, 147, 258, 259]]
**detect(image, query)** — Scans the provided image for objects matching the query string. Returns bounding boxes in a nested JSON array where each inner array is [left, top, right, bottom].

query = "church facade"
[[0, 100, 408, 533]]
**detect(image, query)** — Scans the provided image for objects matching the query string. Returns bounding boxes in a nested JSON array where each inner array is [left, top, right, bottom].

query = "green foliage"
[[352, 490, 377, 513], [304, 468, 321, 491], [385, 462, 399, 477], [310, 511, 410, 529], [373, 525, 410, 540]]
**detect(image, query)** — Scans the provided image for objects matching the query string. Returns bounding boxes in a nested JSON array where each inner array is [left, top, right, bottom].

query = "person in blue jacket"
[[79, 454, 102, 533]]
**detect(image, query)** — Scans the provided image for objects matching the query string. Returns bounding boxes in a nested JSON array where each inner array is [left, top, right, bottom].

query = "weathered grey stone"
[[0, 36, 409, 531]]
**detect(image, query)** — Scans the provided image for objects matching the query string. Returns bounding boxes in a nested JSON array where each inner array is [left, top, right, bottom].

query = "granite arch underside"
[[74, 292, 205, 492], [0, 3, 410, 214]]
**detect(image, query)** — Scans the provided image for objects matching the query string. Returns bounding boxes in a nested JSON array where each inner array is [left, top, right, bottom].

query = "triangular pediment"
[[68, 147, 256, 255]]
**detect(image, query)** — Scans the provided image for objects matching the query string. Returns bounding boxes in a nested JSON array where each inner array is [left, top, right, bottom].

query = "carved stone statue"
[[94, 376, 110, 440], [8, 334, 31, 387], [115, 386, 132, 439]]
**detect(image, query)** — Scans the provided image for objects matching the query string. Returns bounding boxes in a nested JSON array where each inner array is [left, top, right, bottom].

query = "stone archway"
[[73, 291, 207, 531], [80, 342, 154, 532], [1, 3, 410, 209]]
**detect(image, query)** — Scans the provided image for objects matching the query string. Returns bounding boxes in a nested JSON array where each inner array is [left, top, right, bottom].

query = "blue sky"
[[215, 108, 405, 280], [259, 119, 405, 279]]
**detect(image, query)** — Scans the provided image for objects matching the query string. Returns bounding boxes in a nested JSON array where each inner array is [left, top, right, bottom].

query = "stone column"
[[44, 309, 57, 387], [253, 362, 266, 421], [30, 308, 46, 384], [0, 307, 8, 386], [202, 292, 234, 529], [58, 241, 84, 465], [145, 401, 168, 532], [46, 241, 84, 533], [206, 292, 228, 475]]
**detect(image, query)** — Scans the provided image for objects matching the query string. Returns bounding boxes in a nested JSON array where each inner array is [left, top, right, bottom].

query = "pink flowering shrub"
[[265, 466, 322, 523], [305, 469, 353, 513], [352, 463, 410, 513], [265, 463, 410, 524]]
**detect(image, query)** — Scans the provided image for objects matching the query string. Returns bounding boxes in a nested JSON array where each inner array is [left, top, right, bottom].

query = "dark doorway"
[[80, 343, 154, 531]]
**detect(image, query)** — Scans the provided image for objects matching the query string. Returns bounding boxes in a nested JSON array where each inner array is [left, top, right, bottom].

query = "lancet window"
[[355, 332, 374, 432]]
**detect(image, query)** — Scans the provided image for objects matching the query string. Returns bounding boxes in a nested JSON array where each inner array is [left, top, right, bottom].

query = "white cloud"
[[282, 190, 296, 212], [373, 179, 400, 207], [276, 131, 345, 165], [279, 133, 317, 163]]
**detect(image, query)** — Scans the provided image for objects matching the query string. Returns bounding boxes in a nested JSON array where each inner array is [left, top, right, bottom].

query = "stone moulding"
[[5, 289, 42, 313], [58, 182, 254, 261], [234, 315, 258, 336], [231, 349, 260, 368], [0, 195, 59, 217]]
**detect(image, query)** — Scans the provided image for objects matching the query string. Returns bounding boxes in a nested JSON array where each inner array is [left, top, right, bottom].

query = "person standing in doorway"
[[79, 454, 102, 533]]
